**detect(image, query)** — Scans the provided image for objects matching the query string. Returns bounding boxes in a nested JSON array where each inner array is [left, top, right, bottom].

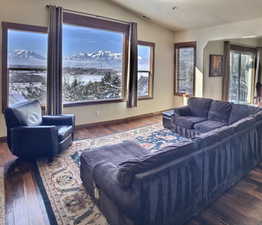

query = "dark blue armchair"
[[4, 100, 75, 160]]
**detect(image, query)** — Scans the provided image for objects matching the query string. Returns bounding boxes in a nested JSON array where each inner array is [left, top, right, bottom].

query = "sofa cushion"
[[195, 125, 234, 148], [10, 100, 42, 126], [231, 116, 256, 132], [188, 97, 213, 117], [229, 104, 259, 124], [208, 100, 232, 123], [194, 120, 226, 133], [253, 110, 262, 122], [175, 116, 207, 129], [57, 125, 73, 141], [80, 141, 148, 172], [118, 140, 198, 188]]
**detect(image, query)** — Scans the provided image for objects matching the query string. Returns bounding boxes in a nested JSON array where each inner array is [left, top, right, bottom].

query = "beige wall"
[[0, 0, 175, 137], [174, 17, 262, 101]]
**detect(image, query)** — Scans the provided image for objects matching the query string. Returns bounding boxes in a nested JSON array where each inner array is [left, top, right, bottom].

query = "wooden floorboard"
[[1, 115, 262, 225]]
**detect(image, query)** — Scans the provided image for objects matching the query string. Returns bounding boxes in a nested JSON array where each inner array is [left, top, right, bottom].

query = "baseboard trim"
[[75, 108, 172, 130], [0, 108, 173, 142], [0, 136, 7, 143]]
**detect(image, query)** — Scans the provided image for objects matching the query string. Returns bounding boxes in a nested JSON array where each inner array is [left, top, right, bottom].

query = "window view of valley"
[[7, 24, 151, 106], [138, 44, 152, 97], [62, 24, 125, 103], [229, 51, 255, 104], [8, 30, 48, 106], [176, 47, 194, 95]]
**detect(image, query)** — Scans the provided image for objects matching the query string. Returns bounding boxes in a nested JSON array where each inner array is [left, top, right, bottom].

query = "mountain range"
[[65, 50, 122, 61], [11, 49, 45, 59], [8, 50, 47, 67], [8, 49, 147, 70]]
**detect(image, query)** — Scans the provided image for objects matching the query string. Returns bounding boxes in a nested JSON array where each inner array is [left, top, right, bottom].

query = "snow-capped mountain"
[[8, 50, 46, 67], [8, 49, 146, 70], [63, 50, 123, 69], [11, 49, 46, 60], [65, 50, 122, 61]]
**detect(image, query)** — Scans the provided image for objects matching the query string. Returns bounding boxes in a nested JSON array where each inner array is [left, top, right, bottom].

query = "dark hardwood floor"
[[1, 115, 262, 225]]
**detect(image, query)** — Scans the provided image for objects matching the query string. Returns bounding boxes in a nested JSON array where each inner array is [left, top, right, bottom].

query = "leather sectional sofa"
[[163, 97, 260, 138], [80, 98, 262, 225]]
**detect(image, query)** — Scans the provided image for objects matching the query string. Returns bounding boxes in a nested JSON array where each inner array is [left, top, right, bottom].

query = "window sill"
[[63, 98, 125, 107], [174, 93, 193, 97], [138, 96, 153, 101]]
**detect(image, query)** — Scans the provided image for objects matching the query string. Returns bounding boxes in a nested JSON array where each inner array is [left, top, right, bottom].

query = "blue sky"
[[8, 25, 150, 60], [63, 24, 124, 56], [8, 30, 48, 55]]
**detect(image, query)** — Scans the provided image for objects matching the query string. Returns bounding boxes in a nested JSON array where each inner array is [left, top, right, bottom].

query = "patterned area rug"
[[0, 168, 4, 225], [35, 123, 188, 225]]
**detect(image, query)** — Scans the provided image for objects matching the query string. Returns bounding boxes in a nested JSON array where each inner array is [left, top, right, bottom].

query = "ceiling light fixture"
[[142, 15, 151, 20]]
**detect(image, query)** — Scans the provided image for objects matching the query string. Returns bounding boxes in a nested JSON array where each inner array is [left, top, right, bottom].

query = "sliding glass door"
[[229, 49, 256, 104]]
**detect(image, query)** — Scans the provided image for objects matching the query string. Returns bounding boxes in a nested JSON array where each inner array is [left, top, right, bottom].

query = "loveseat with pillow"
[[163, 97, 260, 138]]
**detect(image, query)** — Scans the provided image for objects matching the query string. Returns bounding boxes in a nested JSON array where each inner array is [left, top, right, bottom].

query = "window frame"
[[62, 12, 130, 107], [137, 40, 155, 100], [1, 22, 48, 112], [228, 44, 257, 104], [174, 41, 196, 96]]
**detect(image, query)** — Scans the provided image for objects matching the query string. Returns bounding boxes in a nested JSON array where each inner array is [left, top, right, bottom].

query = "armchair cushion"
[[11, 100, 42, 126], [174, 116, 207, 129], [57, 125, 73, 141], [42, 114, 75, 126], [188, 97, 212, 117]]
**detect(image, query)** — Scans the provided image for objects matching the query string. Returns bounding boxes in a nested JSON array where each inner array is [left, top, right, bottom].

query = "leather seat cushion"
[[58, 125, 73, 141], [175, 116, 207, 129], [194, 120, 226, 133]]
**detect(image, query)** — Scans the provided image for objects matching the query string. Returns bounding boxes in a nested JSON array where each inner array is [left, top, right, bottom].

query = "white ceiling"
[[110, 0, 262, 31]]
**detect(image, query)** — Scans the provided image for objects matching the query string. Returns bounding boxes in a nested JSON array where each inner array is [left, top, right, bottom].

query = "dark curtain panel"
[[47, 6, 63, 115], [127, 23, 138, 108], [222, 41, 230, 101]]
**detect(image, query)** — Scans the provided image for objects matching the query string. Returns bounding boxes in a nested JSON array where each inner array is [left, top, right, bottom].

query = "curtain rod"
[[46, 5, 131, 25]]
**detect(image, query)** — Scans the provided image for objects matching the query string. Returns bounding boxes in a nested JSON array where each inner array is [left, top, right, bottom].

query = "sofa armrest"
[[11, 126, 59, 159], [93, 162, 140, 217], [42, 114, 75, 127], [174, 106, 191, 117]]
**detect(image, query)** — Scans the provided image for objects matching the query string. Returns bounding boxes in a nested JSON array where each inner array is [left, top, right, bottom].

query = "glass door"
[[229, 50, 256, 104]]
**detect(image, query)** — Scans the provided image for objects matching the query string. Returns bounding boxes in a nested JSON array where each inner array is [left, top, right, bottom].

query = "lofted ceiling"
[[110, 0, 262, 31]]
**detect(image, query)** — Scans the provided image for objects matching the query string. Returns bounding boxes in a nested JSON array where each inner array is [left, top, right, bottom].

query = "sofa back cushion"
[[117, 140, 198, 188], [253, 110, 262, 122], [229, 104, 260, 124], [195, 125, 234, 148], [6, 100, 42, 127], [188, 97, 212, 117], [231, 116, 256, 132], [208, 100, 232, 123]]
